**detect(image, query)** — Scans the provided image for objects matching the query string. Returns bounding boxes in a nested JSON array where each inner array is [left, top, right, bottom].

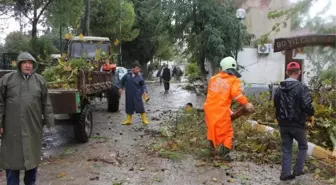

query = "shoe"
[[141, 113, 149, 125], [219, 145, 233, 162], [293, 171, 305, 176], [280, 174, 295, 181], [208, 140, 215, 152], [122, 114, 132, 125]]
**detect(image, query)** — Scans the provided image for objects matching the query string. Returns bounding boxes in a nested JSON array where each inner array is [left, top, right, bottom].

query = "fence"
[[0, 53, 18, 70]]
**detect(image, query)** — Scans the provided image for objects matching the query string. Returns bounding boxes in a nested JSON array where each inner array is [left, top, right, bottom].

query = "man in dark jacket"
[[0, 52, 55, 185], [274, 62, 315, 181], [161, 64, 171, 94]]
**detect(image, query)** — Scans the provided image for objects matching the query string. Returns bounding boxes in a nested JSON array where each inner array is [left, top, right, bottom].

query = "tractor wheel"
[[72, 104, 93, 143], [107, 86, 120, 112]]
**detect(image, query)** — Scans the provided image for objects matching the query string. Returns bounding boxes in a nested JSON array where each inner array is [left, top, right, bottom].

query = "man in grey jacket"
[[0, 52, 55, 185]]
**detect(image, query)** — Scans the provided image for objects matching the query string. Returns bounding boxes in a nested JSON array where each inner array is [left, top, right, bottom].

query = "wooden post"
[[284, 49, 293, 80]]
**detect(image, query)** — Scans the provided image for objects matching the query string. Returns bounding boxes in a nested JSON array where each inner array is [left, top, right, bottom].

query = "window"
[[70, 41, 110, 58]]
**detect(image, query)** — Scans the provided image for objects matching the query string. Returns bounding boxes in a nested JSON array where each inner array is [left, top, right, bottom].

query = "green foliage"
[[247, 90, 336, 150], [45, 0, 84, 32], [122, 0, 175, 74], [9, 0, 56, 37], [4, 32, 30, 53], [147, 61, 160, 72], [173, 0, 253, 75], [259, 0, 313, 44], [320, 69, 336, 87], [185, 62, 201, 83], [155, 32, 175, 61], [303, 16, 336, 90], [90, 0, 139, 42], [309, 91, 336, 150], [42, 57, 94, 89]]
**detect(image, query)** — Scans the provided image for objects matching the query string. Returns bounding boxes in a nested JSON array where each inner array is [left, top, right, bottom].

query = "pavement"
[[0, 82, 330, 185]]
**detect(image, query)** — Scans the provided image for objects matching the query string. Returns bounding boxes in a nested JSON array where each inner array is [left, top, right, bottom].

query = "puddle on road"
[[41, 121, 74, 159], [146, 83, 205, 110]]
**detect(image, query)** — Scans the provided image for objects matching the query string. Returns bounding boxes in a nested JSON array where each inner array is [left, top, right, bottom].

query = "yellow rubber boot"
[[141, 113, 149, 125], [122, 114, 132, 125]]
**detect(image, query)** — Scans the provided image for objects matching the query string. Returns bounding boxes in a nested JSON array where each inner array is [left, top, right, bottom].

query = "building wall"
[[237, 48, 285, 84], [241, 0, 292, 41], [237, 48, 313, 85], [234, 0, 316, 85]]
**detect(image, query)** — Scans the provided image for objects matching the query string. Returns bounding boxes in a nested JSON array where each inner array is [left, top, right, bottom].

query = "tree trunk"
[[210, 60, 219, 75], [32, 19, 38, 38], [141, 61, 148, 79], [199, 54, 206, 79]]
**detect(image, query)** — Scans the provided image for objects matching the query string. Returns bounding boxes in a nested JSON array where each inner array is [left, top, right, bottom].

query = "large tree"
[[3, 31, 30, 52], [122, 0, 175, 76], [173, 0, 253, 76], [7, 0, 56, 38], [90, 0, 138, 42], [44, 0, 84, 34]]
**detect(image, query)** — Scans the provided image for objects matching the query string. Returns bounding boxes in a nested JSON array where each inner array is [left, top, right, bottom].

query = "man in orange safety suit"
[[204, 56, 254, 161]]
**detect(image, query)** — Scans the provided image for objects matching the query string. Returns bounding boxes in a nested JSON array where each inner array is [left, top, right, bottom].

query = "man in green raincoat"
[[0, 52, 55, 185]]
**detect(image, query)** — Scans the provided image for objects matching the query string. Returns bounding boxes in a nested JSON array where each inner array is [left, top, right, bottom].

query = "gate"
[[0, 53, 19, 70]]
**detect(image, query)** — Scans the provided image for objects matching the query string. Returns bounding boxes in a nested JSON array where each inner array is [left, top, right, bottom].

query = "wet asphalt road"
[[41, 82, 205, 158], [0, 81, 328, 185]]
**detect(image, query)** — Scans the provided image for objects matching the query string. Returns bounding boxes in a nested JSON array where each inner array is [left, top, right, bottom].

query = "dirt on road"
[[0, 83, 330, 185]]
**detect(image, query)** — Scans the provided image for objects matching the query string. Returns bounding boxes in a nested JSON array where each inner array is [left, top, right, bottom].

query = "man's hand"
[[143, 92, 148, 97], [0, 128, 3, 137], [118, 88, 123, 96], [244, 103, 254, 113], [307, 116, 314, 128]]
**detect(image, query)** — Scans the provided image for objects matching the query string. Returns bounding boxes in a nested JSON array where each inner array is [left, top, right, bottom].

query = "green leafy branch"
[[257, 0, 313, 44]]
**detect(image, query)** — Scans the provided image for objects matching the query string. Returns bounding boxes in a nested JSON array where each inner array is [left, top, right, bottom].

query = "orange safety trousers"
[[204, 72, 248, 149]]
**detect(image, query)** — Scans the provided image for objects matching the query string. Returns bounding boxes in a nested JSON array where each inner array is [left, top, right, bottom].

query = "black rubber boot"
[[208, 140, 215, 152], [219, 145, 233, 162]]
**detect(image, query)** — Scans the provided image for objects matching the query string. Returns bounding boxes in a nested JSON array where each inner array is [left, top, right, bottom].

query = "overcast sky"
[[0, 0, 335, 44]]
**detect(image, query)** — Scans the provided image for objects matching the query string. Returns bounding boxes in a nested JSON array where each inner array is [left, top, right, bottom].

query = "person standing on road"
[[0, 52, 55, 185], [175, 66, 183, 82], [118, 62, 149, 125], [156, 64, 164, 85], [161, 64, 171, 94], [102, 63, 121, 112], [274, 62, 315, 181], [204, 57, 254, 161]]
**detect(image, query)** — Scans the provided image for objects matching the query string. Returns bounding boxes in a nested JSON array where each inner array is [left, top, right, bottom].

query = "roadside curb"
[[246, 120, 336, 165]]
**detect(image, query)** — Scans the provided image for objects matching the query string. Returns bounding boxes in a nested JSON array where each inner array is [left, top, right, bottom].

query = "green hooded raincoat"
[[0, 52, 54, 170]]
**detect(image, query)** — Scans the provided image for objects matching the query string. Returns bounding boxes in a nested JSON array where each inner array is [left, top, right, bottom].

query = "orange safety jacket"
[[204, 72, 248, 149]]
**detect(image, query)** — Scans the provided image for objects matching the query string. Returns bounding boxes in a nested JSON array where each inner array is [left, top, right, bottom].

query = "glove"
[[307, 116, 314, 127], [244, 103, 254, 113]]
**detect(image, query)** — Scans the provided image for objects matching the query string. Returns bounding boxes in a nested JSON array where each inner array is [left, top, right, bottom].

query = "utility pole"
[[119, 0, 123, 65], [86, 0, 91, 36], [59, 0, 62, 52]]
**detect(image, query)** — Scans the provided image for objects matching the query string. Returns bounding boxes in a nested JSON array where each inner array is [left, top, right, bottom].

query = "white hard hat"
[[219, 57, 241, 78]]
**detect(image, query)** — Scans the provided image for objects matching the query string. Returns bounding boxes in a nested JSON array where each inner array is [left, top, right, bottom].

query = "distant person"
[[175, 66, 183, 82], [161, 64, 171, 94], [156, 64, 164, 84], [0, 52, 55, 185], [274, 62, 315, 181], [118, 62, 149, 125]]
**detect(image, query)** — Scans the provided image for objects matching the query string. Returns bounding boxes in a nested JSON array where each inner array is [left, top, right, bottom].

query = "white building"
[[235, 0, 323, 86]]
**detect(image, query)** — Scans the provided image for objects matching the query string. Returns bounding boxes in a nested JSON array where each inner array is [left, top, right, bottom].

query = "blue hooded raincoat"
[[118, 72, 147, 114]]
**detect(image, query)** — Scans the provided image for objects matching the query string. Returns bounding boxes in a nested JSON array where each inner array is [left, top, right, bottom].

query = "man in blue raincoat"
[[118, 62, 149, 125]]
